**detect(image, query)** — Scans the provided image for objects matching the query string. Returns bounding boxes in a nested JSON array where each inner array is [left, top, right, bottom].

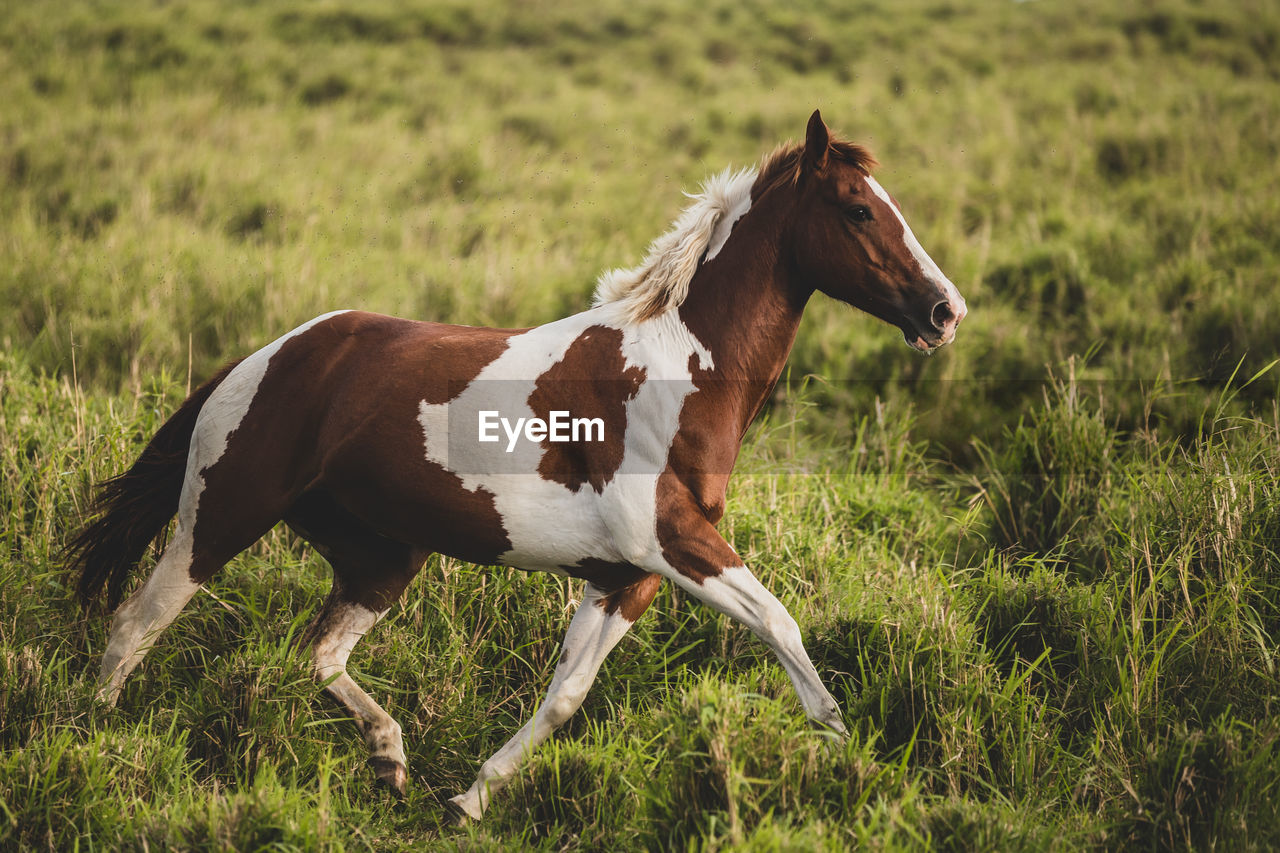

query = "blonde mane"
[[592, 167, 758, 324]]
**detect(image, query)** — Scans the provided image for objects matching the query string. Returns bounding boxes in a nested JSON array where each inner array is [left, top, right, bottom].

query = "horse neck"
[[676, 191, 810, 433]]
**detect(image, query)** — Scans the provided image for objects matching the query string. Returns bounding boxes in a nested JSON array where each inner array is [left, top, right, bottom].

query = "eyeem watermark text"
[[478, 410, 605, 452]]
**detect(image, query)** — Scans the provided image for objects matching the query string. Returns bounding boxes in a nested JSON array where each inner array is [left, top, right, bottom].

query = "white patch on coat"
[[417, 305, 712, 574]]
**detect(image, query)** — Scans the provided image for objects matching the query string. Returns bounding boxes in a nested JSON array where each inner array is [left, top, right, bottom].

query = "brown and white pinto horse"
[[68, 111, 965, 819]]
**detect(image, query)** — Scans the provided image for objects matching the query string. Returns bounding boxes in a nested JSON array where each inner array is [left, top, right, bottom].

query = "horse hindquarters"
[[98, 318, 431, 794], [95, 327, 336, 703]]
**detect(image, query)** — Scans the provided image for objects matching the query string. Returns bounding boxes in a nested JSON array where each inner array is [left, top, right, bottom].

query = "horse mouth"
[[900, 322, 948, 353]]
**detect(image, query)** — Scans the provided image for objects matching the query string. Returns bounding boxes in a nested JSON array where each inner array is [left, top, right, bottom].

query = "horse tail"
[[67, 359, 243, 612]]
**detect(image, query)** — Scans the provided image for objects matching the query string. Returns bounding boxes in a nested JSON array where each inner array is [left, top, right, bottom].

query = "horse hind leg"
[[97, 471, 253, 705], [97, 523, 205, 705], [305, 583, 410, 794], [99, 428, 305, 704], [97, 495, 289, 705], [291, 496, 427, 796]]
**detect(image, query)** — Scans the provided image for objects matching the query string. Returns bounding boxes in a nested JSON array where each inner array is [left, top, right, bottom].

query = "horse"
[[67, 110, 966, 820]]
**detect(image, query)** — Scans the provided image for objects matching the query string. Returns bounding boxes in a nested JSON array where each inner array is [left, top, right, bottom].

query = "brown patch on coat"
[[188, 312, 522, 589], [558, 559, 661, 624], [567, 558, 662, 619], [600, 571, 663, 622], [655, 469, 743, 585], [528, 325, 645, 493], [564, 557, 648, 592]]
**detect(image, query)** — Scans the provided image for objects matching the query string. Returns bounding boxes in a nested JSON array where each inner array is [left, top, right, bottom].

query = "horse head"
[[784, 110, 967, 352]]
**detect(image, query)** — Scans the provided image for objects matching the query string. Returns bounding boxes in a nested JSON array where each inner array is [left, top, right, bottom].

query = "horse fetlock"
[[541, 692, 585, 727], [370, 740, 407, 768], [96, 653, 133, 706], [95, 680, 123, 708], [364, 721, 405, 759], [452, 761, 513, 819], [817, 704, 847, 736]]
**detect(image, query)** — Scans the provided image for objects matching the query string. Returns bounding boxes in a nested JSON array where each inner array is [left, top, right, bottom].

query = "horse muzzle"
[[902, 293, 967, 352]]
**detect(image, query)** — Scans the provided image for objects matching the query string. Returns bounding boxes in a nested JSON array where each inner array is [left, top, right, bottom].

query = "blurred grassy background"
[[3, 0, 1278, 446], [3, 0, 1280, 849]]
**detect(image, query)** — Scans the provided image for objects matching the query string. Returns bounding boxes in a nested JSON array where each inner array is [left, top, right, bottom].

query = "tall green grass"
[[3, 0, 1280, 849], [5, 352, 1279, 849]]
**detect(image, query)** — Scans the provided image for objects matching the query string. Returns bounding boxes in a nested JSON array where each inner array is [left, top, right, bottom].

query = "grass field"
[[3, 0, 1280, 849]]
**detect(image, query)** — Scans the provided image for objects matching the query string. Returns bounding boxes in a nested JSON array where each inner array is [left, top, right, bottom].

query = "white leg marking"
[[97, 526, 201, 705], [648, 563, 845, 734], [311, 601, 405, 768], [450, 584, 636, 820]]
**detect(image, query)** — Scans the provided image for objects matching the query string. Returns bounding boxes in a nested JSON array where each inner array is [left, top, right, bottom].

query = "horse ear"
[[803, 109, 830, 173]]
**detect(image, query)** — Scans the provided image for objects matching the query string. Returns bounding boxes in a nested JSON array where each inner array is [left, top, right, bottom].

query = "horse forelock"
[[751, 138, 878, 201], [592, 166, 758, 325]]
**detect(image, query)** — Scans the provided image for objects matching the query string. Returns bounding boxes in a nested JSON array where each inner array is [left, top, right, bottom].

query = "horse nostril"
[[930, 300, 955, 332]]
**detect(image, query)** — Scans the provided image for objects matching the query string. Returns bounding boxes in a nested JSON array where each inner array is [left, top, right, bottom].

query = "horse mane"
[[592, 135, 876, 325], [592, 167, 757, 324]]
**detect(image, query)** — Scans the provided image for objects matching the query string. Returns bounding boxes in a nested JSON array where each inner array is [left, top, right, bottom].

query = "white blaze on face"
[[864, 176, 965, 311]]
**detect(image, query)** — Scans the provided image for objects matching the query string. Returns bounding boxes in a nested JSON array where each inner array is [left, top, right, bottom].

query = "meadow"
[[2, 0, 1280, 848]]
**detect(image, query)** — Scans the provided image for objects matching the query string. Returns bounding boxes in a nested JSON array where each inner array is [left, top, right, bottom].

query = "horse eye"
[[846, 205, 873, 223]]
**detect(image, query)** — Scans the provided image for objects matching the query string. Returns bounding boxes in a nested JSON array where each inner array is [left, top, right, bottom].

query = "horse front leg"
[[449, 573, 662, 821], [639, 495, 846, 735]]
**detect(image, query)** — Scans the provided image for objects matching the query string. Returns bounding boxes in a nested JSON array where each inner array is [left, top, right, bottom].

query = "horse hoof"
[[444, 797, 472, 826], [369, 757, 407, 797]]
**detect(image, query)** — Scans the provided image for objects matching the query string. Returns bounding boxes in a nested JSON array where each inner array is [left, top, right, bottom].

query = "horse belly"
[[486, 479, 625, 572], [316, 443, 628, 573]]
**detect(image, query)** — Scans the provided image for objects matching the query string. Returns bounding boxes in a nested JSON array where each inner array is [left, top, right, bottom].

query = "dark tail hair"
[[66, 359, 243, 612]]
